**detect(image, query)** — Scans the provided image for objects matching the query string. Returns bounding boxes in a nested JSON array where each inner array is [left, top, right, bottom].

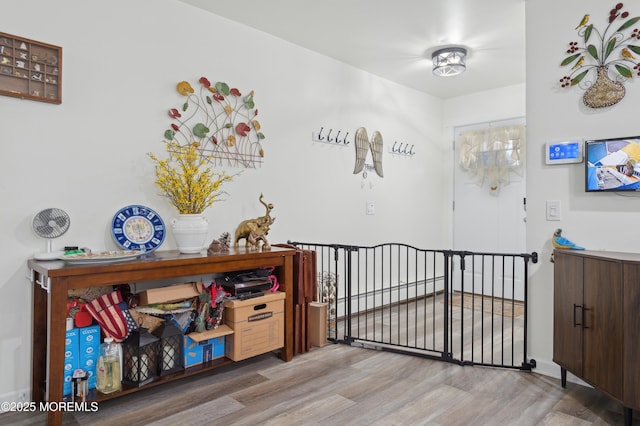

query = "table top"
[[554, 249, 640, 263], [28, 247, 297, 280]]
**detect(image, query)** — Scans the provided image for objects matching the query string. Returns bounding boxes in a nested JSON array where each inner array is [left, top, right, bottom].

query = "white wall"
[[442, 83, 527, 247], [527, 0, 640, 378], [444, 83, 526, 127], [0, 0, 448, 400]]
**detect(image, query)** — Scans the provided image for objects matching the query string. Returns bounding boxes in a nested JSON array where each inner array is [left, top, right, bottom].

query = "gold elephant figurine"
[[234, 194, 275, 251]]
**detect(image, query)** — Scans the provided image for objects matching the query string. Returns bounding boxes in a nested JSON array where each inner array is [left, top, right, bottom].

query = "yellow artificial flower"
[[227, 135, 236, 147], [149, 141, 233, 214], [224, 105, 232, 115], [253, 120, 261, 131]]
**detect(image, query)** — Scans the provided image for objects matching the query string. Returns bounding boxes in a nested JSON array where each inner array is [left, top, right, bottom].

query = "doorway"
[[452, 118, 526, 300]]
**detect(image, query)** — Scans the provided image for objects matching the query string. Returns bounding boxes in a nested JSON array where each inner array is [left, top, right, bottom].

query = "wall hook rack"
[[312, 126, 352, 146], [390, 141, 416, 156]]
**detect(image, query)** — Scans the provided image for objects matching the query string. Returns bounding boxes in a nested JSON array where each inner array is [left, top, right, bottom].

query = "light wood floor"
[[2, 343, 634, 425], [338, 293, 526, 369]]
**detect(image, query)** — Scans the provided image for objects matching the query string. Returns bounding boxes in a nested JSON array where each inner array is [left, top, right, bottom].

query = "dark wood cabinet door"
[[553, 252, 583, 376], [623, 263, 640, 410], [583, 257, 623, 399]]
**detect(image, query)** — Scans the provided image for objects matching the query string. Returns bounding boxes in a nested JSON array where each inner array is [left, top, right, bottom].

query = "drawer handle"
[[253, 303, 267, 311]]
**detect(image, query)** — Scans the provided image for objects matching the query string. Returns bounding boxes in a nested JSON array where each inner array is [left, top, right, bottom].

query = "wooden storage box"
[[138, 282, 203, 306], [183, 324, 234, 368], [224, 291, 285, 361]]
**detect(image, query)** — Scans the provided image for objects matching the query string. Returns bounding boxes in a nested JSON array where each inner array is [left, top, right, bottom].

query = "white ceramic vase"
[[171, 214, 209, 254]]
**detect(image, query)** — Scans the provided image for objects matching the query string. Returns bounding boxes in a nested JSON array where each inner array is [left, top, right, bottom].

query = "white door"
[[452, 118, 526, 300]]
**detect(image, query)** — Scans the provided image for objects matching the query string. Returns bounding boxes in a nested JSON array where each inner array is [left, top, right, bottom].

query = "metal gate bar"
[[289, 241, 537, 370]]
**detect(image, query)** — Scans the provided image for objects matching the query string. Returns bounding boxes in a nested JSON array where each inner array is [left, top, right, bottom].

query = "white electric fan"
[[32, 208, 71, 260]]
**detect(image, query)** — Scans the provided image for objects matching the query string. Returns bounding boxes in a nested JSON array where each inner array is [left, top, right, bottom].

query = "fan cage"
[[32, 208, 70, 239]]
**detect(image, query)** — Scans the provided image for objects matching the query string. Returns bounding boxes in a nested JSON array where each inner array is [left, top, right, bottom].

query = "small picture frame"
[[0, 32, 61, 104]]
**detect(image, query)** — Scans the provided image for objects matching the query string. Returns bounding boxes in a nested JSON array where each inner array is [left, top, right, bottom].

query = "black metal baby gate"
[[288, 242, 538, 370]]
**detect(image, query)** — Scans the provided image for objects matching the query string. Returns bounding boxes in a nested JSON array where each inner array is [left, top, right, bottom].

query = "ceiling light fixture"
[[432, 47, 467, 77]]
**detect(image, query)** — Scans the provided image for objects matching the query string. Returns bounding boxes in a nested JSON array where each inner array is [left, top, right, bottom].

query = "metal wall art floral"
[[165, 77, 265, 168], [560, 3, 640, 108]]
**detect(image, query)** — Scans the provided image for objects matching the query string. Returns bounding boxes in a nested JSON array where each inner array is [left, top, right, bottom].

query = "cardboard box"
[[63, 326, 102, 393], [63, 329, 79, 395], [183, 324, 234, 368], [138, 282, 203, 306], [78, 325, 100, 389], [309, 302, 328, 347], [224, 292, 285, 361], [78, 325, 100, 354]]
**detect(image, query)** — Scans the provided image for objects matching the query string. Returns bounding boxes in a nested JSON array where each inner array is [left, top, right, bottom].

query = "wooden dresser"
[[28, 247, 295, 426], [553, 249, 640, 425]]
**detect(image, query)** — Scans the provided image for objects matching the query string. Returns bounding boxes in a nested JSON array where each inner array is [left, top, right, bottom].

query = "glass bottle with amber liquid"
[[96, 338, 121, 394]]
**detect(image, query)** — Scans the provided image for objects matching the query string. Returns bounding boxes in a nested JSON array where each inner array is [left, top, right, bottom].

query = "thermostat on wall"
[[545, 140, 583, 164]]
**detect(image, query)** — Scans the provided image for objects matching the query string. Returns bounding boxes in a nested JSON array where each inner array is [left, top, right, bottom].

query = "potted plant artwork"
[[560, 2, 640, 108]]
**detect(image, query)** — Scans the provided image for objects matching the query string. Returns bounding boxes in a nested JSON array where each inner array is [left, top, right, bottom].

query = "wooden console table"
[[28, 247, 295, 426]]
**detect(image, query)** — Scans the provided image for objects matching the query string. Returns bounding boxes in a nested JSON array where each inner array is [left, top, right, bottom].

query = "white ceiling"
[[179, 0, 526, 99]]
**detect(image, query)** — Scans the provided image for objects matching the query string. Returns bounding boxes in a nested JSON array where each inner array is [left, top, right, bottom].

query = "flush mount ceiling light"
[[432, 47, 467, 77]]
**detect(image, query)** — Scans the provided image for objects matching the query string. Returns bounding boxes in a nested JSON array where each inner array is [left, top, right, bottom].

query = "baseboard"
[[0, 387, 30, 411], [529, 358, 591, 388], [333, 277, 445, 318], [530, 358, 560, 378]]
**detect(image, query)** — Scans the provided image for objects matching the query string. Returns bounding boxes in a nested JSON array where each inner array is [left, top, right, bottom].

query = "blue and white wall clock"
[[111, 205, 166, 251]]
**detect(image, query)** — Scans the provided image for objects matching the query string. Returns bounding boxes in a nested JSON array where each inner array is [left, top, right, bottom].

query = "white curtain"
[[459, 124, 525, 191]]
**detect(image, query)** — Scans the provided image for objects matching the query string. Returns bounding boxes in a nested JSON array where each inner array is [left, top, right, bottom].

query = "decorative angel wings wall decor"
[[353, 127, 384, 178]]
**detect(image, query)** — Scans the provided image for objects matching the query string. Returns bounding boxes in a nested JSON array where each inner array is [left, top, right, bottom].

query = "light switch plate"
[[366, 201, 375, 215], [546, 200, 561, 221]]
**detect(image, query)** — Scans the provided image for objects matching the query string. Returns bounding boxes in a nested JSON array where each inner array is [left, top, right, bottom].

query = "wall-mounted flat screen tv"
[[585, 136, 640, 192]]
